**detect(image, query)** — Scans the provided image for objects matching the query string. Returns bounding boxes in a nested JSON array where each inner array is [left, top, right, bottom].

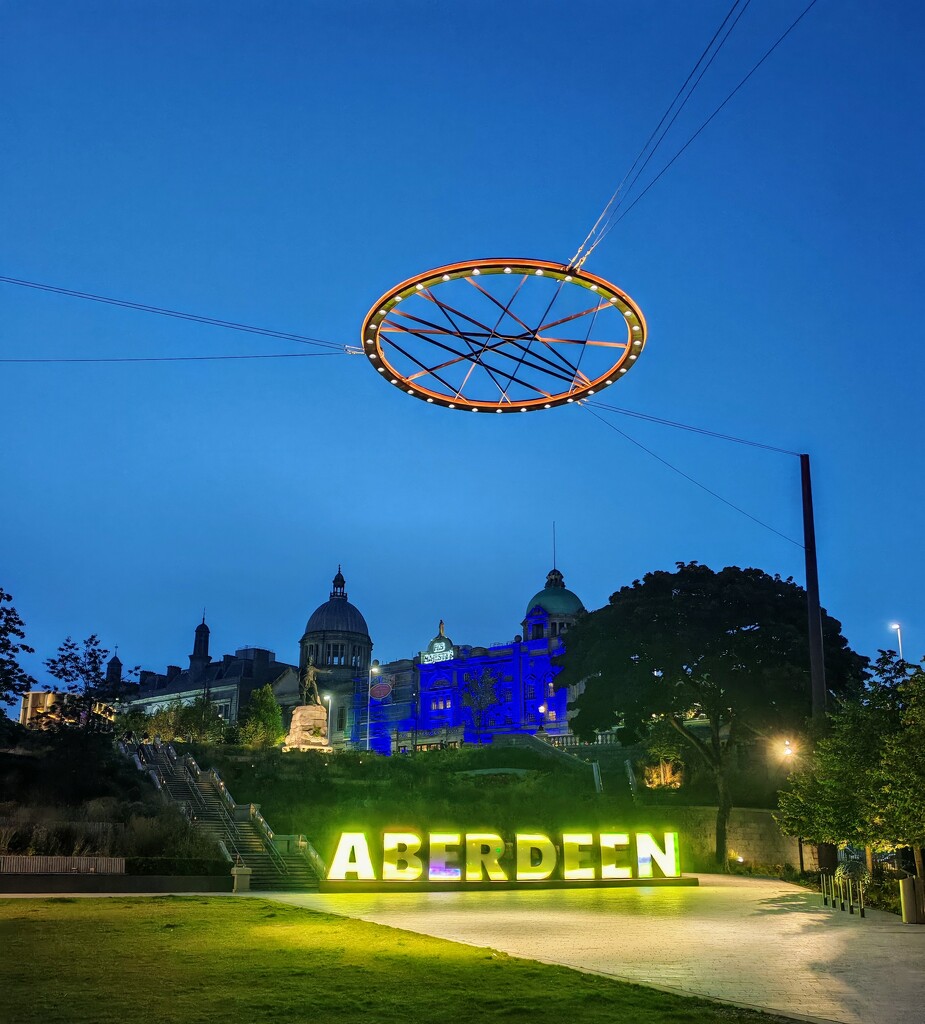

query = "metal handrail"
[[251, 806, 289, 875], [182, 764, 207, 811], [296, 835, 328, 879]]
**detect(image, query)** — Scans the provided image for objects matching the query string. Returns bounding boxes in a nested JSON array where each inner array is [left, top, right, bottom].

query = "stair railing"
[[177, 751, 298, 880], [295, 835, 327, 879], [248, 805, 289, 876]]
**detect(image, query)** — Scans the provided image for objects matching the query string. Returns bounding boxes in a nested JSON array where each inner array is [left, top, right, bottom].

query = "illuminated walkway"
[[264, 875, 924, 1024]]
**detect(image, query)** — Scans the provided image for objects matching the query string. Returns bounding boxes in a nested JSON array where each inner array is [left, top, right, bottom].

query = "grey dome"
[[304, 599, 369, 636], [303, 568, 370, 637]]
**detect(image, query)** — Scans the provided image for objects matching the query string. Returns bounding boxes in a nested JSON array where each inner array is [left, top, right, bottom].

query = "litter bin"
[[899, 877, 923, 924]]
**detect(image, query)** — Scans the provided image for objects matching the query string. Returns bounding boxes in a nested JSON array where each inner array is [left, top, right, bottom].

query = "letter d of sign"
[[328, 832, 376, 881], [515, 834, 557, 881]]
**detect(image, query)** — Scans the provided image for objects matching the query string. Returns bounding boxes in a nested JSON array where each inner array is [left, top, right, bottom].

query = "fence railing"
[[0, 855, 125, 874]]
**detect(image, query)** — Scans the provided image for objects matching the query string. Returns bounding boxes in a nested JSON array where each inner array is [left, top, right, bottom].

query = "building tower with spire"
[[189, 615, 211, 681]]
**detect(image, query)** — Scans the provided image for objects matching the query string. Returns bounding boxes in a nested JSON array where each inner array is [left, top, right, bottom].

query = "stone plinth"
[[284, 703, 332, 752]]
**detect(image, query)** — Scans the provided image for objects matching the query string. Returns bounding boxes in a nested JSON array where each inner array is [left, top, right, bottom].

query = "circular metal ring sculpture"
[[361, 258, 647, 412]]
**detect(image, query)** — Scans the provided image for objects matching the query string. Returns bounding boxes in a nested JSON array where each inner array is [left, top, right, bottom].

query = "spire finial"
[[202, 607, 206, 625], [553, 520, 557, 570], [439, 619, 445, 637]]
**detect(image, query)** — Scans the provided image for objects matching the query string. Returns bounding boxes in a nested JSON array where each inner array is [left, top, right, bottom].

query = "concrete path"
[[261, 876, 925, 1024]]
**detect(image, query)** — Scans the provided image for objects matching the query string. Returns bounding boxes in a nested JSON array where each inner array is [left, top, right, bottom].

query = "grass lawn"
[[1, 896, 785, 1024]]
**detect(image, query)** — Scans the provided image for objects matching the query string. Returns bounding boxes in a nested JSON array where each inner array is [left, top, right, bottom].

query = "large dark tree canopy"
[[555, 562, 866, 742]]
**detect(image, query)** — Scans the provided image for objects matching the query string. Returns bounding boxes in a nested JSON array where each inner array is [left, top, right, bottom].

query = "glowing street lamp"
[[782, 739, 795, 758], [890, 623, 904, 662], [366, 661, 380, 752], [322, 693, 332, 740]]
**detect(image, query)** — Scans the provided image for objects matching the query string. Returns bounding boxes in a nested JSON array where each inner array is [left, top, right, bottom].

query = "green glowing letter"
[[515, 833, 557, 881], [382, 831, 423, 881], [428, 832, 462, 881], [599, 833, 632, 879], [465, 833, 507, 882], [328, 832, 376, 881], [636, 831, 681, 878], [562, 832, 595, 880]]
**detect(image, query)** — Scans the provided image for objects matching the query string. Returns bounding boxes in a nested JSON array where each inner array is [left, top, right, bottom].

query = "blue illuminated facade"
[[351, 568, 585, 754]]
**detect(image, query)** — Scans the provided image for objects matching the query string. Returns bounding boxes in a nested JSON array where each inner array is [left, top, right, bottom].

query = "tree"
[[1, 588, 37, 708], [179, 696, 225, 744], [554, 562, 867, 866], [461, 668, 499, 745], [45, 635, 138, 730], [777, 652, 925, 876], [880, 660, 925, 876], [238, 684, 285, 749]]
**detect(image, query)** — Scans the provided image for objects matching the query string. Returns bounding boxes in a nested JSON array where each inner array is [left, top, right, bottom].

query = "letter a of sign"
[[328, 832, 376, 880]]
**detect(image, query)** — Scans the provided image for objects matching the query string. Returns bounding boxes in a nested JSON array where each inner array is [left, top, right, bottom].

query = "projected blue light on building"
[[352, 569, 585, 754]]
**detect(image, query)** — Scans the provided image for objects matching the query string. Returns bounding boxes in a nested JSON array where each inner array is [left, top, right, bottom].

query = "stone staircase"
[[136, 743, 320, 891]]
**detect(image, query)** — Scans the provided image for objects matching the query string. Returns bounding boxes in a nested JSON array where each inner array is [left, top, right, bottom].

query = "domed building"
[[522, 567, 585, 640], [299, 567, 373, 676]]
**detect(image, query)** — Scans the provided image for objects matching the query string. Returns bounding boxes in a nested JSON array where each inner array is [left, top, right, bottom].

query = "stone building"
[[272, 567, 374, 747], [127, 563, 586, 753], [131, 616, 298, 724]]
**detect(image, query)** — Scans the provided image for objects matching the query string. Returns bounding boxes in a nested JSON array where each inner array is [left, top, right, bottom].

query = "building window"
[[548, 709, 557, 722], [351, 645, 362, 667], [325, 643, 345, 665], [526, 685, 535, 700], [445, 698, 452, 710], [336, 706, 346, 731], [503, 689, 512, 702], [531, 624, 544, 640]]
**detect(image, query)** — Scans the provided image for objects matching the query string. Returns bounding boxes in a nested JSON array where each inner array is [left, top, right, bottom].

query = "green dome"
[[524, 568, 585, 619]]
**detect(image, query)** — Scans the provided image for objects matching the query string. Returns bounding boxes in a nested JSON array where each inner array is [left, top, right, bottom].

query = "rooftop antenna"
[[553, 521, 557, 570]]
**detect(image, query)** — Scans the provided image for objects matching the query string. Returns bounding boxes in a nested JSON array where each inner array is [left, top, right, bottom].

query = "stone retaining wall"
[[666, 806, 817, 871]]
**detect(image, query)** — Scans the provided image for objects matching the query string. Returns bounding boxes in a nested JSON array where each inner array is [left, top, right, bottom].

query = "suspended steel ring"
[[361, 258, 647, 412]]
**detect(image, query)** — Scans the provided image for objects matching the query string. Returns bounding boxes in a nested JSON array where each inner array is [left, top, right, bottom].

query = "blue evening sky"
[[2, 1, 922, 696]]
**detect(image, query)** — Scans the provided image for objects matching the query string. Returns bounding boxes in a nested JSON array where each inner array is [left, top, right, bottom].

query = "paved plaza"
[[265, 875, 924, 1024]]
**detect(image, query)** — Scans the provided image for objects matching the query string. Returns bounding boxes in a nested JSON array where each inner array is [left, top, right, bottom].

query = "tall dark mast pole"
[[800, 454, 826, 720]]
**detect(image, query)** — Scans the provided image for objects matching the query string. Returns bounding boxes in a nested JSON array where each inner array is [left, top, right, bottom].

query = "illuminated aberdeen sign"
[[321, 830, 697, 891]]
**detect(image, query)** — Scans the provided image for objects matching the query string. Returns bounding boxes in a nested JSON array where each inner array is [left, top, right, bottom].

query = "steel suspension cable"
[[581, 0, 754, 263], [585, 399, 800, 456], [570, 0, 748, 269], [581, 402, 803, 547], [0, 352, 340, 364], [0, 276, 348, 352], [596, 0, 821, 240]]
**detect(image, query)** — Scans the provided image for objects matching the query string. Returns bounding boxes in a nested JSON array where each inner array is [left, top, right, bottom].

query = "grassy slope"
[[0, 897, 783, 1024], [178, 745, 687, 864]]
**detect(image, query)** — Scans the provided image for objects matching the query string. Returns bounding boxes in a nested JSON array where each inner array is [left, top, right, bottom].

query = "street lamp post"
[[322, 693, 332, 743], [891, 623, 904, 662], [366, 661, 379, 752], [800, 454, 827, 721]]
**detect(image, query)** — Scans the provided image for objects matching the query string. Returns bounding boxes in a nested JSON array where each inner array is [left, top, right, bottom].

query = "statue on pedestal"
[[285, 658, 333, 752]]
